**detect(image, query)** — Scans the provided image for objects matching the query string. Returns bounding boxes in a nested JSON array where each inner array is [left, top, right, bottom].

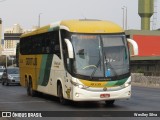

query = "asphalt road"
[[0, 84, 160, 120]]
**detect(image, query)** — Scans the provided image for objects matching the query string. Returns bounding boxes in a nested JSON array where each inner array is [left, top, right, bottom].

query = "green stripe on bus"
[[105, 81, 117, 87], [105, 78, 128, 87], [115, 78, 128, 86], [42, 54, 53, 86], [38, 54, 53, 86], [38, 55, 48, 85]]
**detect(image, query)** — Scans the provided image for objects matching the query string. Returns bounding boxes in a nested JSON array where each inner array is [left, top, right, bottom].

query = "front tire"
[[27, 80, 36, 97], [105, 100, 115, 106], [58, 84, 67, 105]]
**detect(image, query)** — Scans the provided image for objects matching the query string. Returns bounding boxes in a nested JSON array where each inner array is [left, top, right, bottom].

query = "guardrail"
[[131, 73, 160, 88]]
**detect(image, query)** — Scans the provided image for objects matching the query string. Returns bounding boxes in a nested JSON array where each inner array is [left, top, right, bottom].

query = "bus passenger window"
[[52, 31, 60, 58], [49, 41, 55, 53], [54, 44, 60, 57]]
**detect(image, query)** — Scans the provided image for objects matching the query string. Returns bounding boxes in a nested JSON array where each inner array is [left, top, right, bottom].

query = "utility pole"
[[38, 13, 42, 28], [122, 7, 125, 29], [124, 6, 128, 30], [122, 6, 128, 30]]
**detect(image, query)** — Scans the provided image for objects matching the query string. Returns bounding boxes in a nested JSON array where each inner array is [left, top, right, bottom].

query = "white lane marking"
[[0, 101, 46, 104]]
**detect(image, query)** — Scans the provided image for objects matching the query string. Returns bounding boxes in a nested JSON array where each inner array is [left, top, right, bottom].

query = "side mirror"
[[127, 38, 138, 56], [65, 39, 74, 59]]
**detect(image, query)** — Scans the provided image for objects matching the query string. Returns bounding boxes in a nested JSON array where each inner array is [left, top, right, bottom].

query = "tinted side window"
[[20, 30, 61, 58]]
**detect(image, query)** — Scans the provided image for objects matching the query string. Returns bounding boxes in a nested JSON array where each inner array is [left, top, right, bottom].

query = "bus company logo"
[[2, 112, 11, 117], [54, 62, 60, 66], [103, 87, 107, 91], [26, 58, 37, 66]]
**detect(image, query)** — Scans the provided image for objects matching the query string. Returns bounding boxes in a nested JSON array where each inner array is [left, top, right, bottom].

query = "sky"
[[0, 0, 160, 34]]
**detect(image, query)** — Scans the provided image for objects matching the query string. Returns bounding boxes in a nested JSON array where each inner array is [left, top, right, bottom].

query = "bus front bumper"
[[72, 85, 131, 101]]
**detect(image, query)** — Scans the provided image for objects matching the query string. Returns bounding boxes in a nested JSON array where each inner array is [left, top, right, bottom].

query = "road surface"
[[0, 84, 160, 120]]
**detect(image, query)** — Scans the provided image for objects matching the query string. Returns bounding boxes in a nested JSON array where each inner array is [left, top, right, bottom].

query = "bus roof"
[[21, 25, 50, 38], [21, 19, 124, 38], [60, 19, 124, 33]]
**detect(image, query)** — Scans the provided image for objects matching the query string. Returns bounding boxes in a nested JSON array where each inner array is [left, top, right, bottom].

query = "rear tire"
[[27, 80, 36, 97], [27, 80, 30, 96], [105, 100, 115, 106], [58, 84, 67, 105]]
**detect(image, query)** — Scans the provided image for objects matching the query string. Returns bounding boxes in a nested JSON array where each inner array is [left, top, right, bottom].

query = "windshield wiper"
[[90, 38, 103, 79], [90, 59, 101, 79]]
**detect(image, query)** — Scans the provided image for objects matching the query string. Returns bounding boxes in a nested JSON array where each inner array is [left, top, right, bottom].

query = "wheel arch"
[[56, 79, 65, 96]]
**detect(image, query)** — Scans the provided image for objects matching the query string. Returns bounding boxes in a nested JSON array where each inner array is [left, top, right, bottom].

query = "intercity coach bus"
[[19, 19, 138, 105]]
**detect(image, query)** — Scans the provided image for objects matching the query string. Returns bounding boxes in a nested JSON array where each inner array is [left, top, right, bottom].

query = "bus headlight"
[[124, 81, 131, 87], [71, 80, 89, 89]]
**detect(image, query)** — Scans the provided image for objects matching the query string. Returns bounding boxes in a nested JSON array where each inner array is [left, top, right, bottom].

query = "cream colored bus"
[[19, 19, 138, 105]]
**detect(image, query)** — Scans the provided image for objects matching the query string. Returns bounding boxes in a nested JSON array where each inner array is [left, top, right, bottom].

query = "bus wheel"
[[105, 100, 115, 106], [58, 84, 67, 105], [27, 80, 36, 97], [27, 82, 30, 96]]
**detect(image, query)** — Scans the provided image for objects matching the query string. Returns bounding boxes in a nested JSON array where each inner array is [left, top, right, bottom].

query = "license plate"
[[100, 94, 110, 98]]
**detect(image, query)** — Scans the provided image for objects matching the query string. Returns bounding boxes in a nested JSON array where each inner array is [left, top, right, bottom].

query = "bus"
[[19, 19, 138, 105]]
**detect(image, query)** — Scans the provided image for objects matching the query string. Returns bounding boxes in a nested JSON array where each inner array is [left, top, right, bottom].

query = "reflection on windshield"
[[0, 69, 4, 72], [72, 35, 104, 77], [7, 68, 19, 74], [102, 36, 129, 77], [71, 34, 129, 79]]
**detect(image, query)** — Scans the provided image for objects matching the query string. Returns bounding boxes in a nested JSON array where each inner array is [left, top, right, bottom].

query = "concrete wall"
[[131, 73, 160, 88]]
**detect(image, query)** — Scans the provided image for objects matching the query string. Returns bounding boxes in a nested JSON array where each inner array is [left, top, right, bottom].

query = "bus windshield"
[[71, 34, 129, 80]]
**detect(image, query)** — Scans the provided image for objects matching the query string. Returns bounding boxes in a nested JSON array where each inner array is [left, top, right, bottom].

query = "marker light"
[[124, 81, 131, 87]]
